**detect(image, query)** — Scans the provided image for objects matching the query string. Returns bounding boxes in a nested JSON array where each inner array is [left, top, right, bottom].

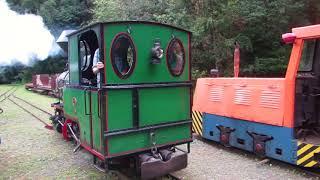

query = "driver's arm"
[[92, 49, 104, 74]]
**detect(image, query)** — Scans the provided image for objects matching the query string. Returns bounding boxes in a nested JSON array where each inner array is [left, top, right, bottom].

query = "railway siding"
[[0, 85, 319, 179]]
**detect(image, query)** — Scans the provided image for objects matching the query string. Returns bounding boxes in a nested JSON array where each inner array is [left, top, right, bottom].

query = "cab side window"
[[80, 40, 91, 72], [78, 30, 99, 85], [299, 40, 317, 72]]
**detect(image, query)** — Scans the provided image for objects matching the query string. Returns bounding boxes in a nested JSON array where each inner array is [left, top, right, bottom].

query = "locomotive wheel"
[[54, 122, 62, 133], [62, 119, 77, 141]]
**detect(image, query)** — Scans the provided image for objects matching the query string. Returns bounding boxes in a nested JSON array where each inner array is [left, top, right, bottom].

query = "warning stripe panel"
[[192, 113, 201, 135], [297, 141, 320, 168], [192, 111, 203, 136]]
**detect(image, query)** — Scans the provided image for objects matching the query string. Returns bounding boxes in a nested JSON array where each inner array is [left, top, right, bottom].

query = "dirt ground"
[[173, 139, 318, 180], [0, 85, 319, 179]]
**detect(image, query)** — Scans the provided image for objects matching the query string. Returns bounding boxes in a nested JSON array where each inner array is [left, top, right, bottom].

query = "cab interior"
[[78, 30, 99, 86], [295, 39, 320, 144]]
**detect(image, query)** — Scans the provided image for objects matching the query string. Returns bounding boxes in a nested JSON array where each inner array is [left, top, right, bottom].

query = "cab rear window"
[[111, 33, 136, 79], [167, 38, 185, 76]]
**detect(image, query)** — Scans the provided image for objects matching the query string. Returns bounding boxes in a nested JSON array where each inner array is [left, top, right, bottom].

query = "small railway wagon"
[[193, 24, 320, 168], [51, 21, 192, 179], [25, 74, 59, 96]]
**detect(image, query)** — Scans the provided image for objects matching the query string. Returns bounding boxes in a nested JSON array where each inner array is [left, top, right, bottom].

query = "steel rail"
[[0, 87, 17, 102], [8, 97, 53, 130], [12, 95, 52, 116], [0, 87, 14, 97], [0, 87, 15, 114], [299, 167, 320, 178]]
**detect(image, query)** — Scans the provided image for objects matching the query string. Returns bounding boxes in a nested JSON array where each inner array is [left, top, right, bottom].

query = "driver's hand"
[[96, 62, 104, 69]]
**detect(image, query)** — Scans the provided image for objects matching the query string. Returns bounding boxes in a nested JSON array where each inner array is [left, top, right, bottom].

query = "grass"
[[0, 85, 107, 179]]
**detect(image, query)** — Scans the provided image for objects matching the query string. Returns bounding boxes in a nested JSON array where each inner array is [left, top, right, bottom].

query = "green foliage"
[[188, 0, 308, 77], [31, 56, 66, 74], [0, 56, 66, 84], [0, 62, 25, 84], [7, 0, 44, 14], [39, 0, 92, 28], [93, 0, 190, 26], [192, 69, 207, 79], [92, 0, 312, 78]]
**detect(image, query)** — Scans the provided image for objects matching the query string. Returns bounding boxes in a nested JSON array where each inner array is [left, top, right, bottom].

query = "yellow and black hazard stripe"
[[192, 110, 203, 136], [297, 141, 320, 167]]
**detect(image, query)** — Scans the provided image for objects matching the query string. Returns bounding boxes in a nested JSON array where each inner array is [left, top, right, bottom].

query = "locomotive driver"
[[92, 48, 104, 88]]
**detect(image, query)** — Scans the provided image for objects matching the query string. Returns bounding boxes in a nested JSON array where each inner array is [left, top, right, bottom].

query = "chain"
[[150, 131, 157, 154], [149, 131, 163, 160]]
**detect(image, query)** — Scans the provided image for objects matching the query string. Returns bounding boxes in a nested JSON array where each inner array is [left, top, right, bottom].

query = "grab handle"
[[97, 89, 102, 118], [84, 88, 91, 115]]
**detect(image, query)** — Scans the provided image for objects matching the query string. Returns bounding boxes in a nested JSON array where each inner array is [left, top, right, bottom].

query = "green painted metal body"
[[63, 21, 192, 159], [103, 23, 190, 84]]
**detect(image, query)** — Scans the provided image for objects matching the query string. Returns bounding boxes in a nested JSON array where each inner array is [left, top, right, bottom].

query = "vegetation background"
[[1, 0, 320, 83]]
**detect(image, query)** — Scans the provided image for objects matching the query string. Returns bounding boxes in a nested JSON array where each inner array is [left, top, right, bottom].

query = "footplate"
[[140, 150, 187, 180]]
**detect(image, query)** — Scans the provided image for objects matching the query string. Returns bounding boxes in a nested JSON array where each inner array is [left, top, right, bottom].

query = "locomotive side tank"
[[193, 24, 320, 168], [55, 21, 192, 179]]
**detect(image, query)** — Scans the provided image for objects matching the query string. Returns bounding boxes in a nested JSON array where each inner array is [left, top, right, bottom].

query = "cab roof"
[[292, 24, 320, 39], [67, 21, 191, 37]]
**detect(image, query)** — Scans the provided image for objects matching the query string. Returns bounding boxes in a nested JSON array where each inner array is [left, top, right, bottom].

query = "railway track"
[[0, 87, 19, 113], [0, 87, 18, 102], [12, 95, 52, 116], [0, 87, 13, 97], [298, 167, 320, 178], [6, 92, 53, 130]]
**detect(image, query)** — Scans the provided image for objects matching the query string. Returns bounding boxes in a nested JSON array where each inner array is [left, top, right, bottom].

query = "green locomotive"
[[51, 21, 192, 179]]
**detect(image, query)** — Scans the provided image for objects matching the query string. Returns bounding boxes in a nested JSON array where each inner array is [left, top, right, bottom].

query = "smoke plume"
[[0, 0, 59, 65]]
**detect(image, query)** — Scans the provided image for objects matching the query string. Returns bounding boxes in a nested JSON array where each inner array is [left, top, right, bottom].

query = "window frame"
[[166, 38, 186, 77], [110, 33, 137, 79], [298, 39, 318, 72], [79, 39, 91, 72]]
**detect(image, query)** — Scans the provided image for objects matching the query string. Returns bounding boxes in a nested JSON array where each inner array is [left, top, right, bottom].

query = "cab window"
[[79, 40, 91, 72], [299, 40, 317, 72], [167, 38, 185, 76], [78, 30, 99, 85], [111, 33, 136, 79]]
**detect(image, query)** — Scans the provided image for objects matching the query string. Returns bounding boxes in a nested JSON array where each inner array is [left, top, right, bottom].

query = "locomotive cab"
[[53, 21, 192, 179]]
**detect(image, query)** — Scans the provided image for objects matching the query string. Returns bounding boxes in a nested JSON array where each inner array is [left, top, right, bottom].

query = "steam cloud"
[[0, 0, 59, 65]]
